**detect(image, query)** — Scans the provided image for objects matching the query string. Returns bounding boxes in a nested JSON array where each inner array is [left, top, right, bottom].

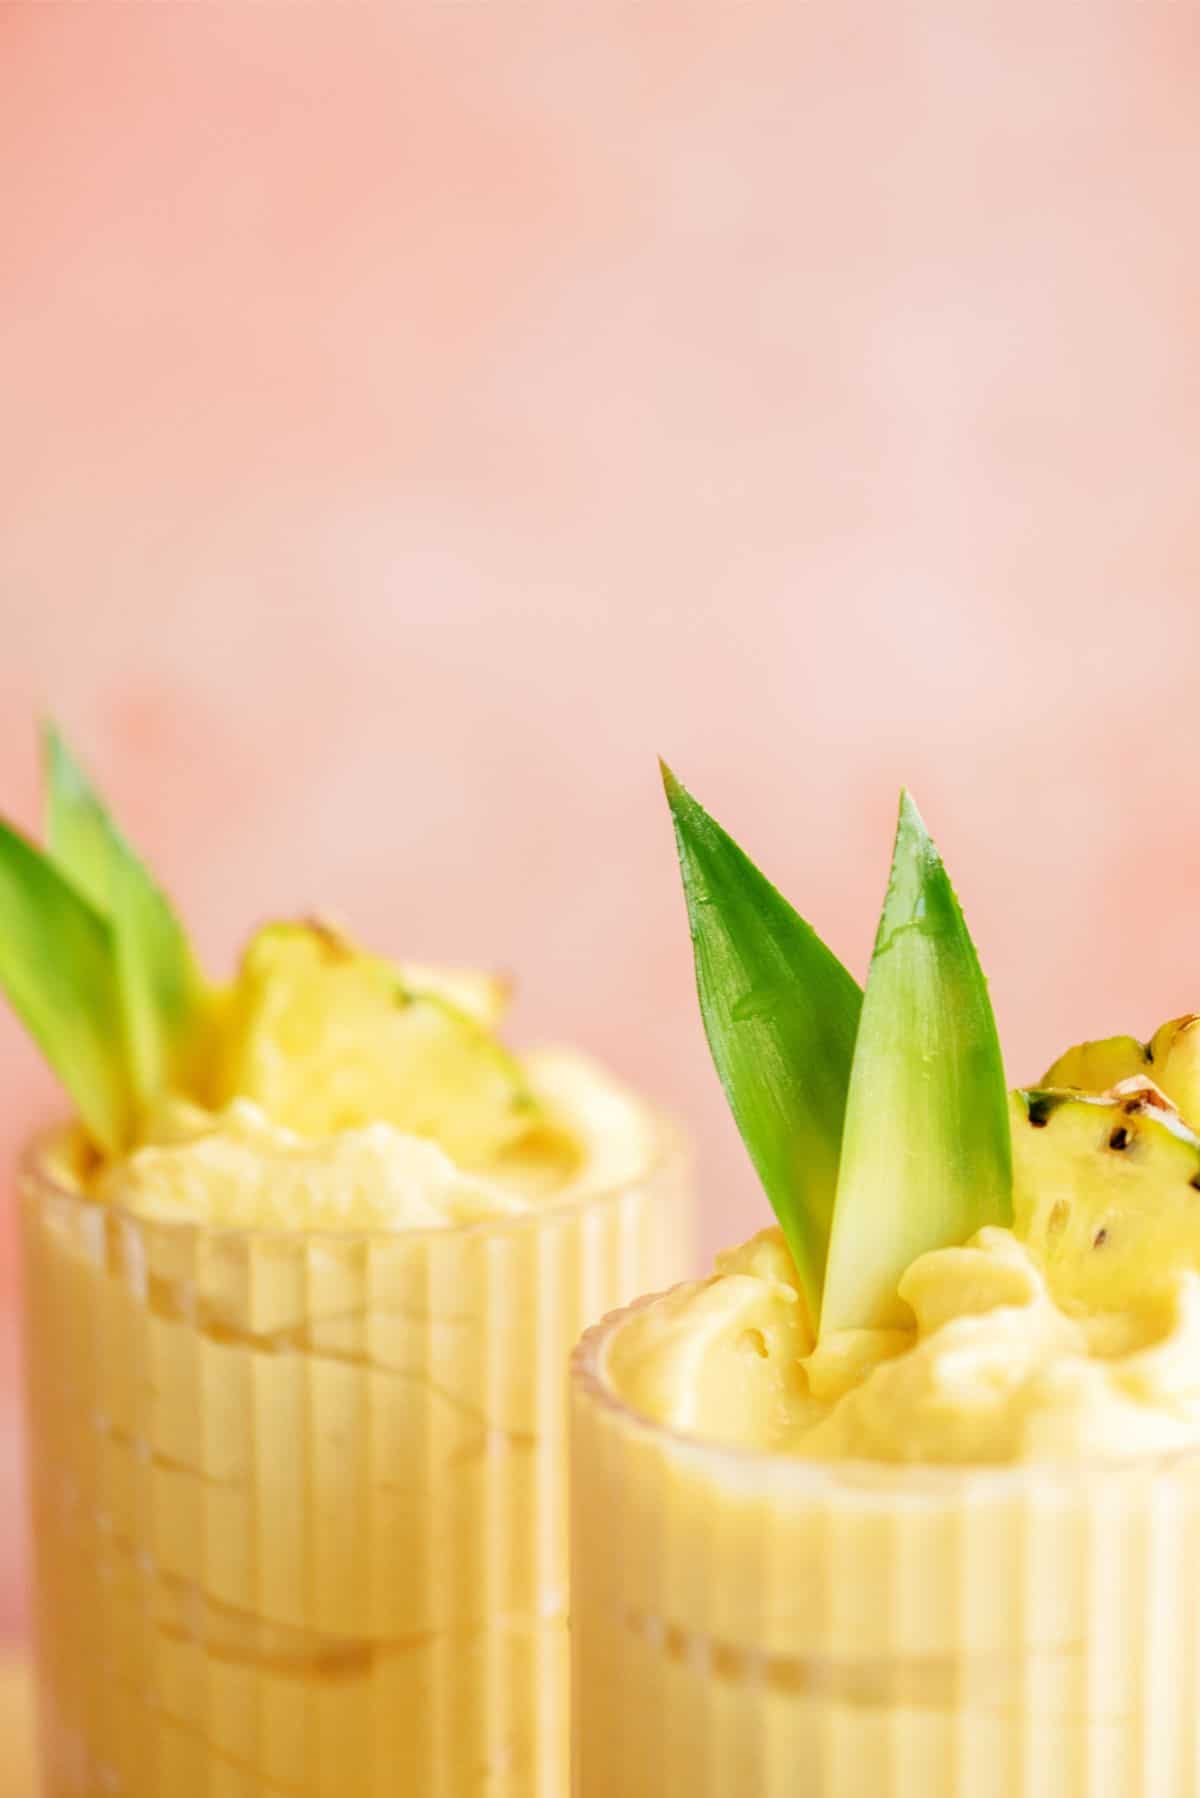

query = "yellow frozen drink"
[[570, 770, 1200, 1796], [8, 730, 693, 1796], [572, 1214, 1200, 1798]]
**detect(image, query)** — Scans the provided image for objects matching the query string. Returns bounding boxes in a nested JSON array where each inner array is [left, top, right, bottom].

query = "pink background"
[[3, 4, 1200, 1639]]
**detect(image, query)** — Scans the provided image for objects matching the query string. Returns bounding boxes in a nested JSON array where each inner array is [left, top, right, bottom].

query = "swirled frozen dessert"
[[611, 1066, 1200, 1470]]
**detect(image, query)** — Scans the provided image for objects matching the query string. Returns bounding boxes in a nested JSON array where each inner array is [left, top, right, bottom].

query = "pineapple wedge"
[[216, 921, 536, 1166], [1043, 1017, 1200, 1134], [1147, 1015, 1200, 1126], [1022, 1012, 1200, 1310], [395, 964, 509, 1032], [1042, 1034, 1152, 1097], [1014, 1083, 1200, 1311]]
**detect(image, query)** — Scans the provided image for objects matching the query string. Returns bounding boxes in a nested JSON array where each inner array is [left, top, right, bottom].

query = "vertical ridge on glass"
[[23, 1121, 691, 1797], [571, 1294, 1200, 1798]]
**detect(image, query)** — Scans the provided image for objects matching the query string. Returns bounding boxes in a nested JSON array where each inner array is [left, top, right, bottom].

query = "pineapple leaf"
[[820, 791, 1011, 1335], [44, 723, 202, 1110], [662, 764, 862, 1319], [0, 818, 130, 1152]]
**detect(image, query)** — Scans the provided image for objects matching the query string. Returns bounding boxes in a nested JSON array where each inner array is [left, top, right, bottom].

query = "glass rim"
[[19, 1107, 691, 1247], [570, 1284, 1200, 1497]]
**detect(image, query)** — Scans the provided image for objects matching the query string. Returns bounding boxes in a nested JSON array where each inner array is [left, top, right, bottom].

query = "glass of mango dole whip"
[[572, 769, 1200, 1798], [8, 728, 692, 1798]]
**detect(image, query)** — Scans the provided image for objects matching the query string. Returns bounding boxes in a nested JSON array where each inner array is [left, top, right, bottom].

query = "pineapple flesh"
[[1041, 1015, 1200, 1127], [1017, 1015, 1200, 1313], [214, 921, 536, 1168]]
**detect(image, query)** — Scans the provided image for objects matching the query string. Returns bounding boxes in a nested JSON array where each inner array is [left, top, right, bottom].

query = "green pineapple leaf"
[[0, 818, 130, 1152], [43, 723, 203, 1111], [662, 764, 863, 1320], [820, 791, 1012, 1335]]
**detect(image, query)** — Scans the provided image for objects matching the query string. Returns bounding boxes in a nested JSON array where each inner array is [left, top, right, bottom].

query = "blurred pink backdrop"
[[3, 4, 1200, 1639]]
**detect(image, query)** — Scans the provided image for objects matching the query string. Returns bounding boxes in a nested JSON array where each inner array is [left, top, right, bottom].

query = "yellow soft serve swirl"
[[609, 1222, 1200, 1465], [87, 1044, 658, 1229]]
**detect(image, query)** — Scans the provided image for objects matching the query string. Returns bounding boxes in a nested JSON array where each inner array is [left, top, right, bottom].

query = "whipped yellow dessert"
[[12, 728, 692, 1798], [572, 773, 1200, 1798], [610, 1216, 1200, 1468]]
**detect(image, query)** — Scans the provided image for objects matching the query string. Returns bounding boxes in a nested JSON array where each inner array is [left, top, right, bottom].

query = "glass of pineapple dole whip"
[[12, 727, 692, 1798], [572, 769, 1200, 1798]]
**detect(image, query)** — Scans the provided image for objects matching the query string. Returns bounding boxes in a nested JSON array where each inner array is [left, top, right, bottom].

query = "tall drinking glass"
[[572, 1292, 1200, 1798], [23, 1123, 691, 1797]]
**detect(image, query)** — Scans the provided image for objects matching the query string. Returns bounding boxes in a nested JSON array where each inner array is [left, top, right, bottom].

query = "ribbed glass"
[[571, 1292, 1200, 1798], [21, 1124, 692, 1798]]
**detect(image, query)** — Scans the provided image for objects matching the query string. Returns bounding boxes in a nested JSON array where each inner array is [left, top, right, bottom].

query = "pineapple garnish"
[[0, 813, 132, 1152], [1041, 1033, 1154, 1098], [821, 793, 1011, 1333], [1016, 1015, 1200, 1309], [216, 921, 534, 1167], [1043, 1016, 1200, 1134], [663, 766, 862, 1321], [0, 725, 535, 1173], [393, 965, 510, 1032], [664, 774, 1012, 1335], [43, 724, 210, 1115], [0, 724, 211, 1153], [1013, 1082, 1200, 1312]]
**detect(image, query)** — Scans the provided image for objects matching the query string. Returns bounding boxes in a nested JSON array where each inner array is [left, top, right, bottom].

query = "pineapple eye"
[[1109, 1126, 1131, 1152], [1093, 1228, 1109, 1248]]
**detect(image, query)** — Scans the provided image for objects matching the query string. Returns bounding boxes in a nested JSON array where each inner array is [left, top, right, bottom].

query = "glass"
[[571, 1292, 1200, 1798], [21, 1123, 692, 1798]]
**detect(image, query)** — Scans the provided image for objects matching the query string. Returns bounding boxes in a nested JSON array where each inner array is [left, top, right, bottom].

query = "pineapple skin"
[[1042, 1013, 1200, 1133]]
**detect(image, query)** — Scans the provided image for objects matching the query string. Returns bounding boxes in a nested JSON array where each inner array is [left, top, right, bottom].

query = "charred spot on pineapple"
[[1024, 1092, 1063, 1129]]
